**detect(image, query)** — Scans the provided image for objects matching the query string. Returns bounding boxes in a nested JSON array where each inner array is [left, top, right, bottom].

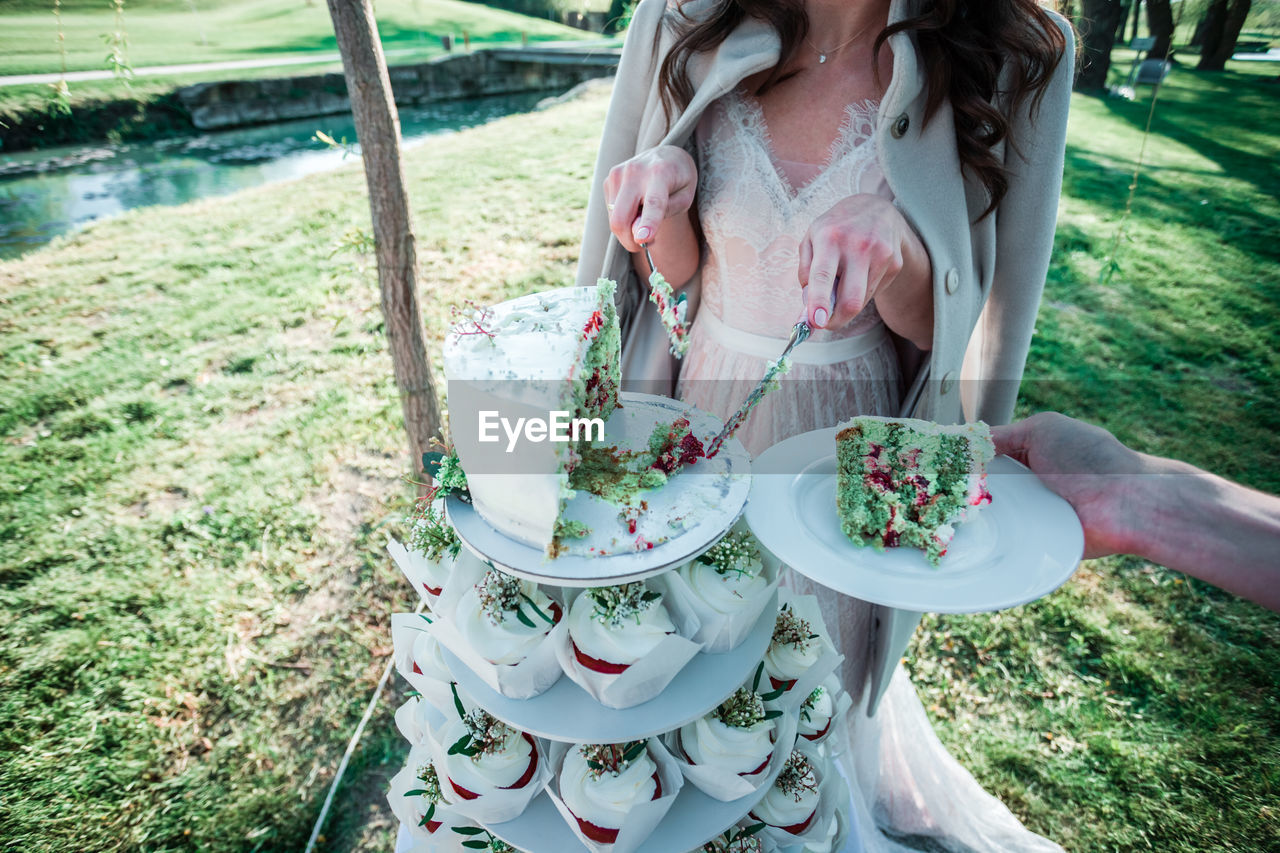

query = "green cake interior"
[[835, 417, 992, 565]]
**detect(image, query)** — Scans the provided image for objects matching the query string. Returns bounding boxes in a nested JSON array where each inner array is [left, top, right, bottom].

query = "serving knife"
[[705, 320, 811, 457]]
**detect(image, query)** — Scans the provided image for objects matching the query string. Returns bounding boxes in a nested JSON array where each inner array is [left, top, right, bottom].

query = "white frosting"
[[560, 745, 659, 829], [443, 287, 608, 552], [438, 717, 535, 794], [753, 758, 820, 829], [455, 579, 559, 665], [411, 630, 453, 683], [763, 633, 822, 684], [678, 557, 768, 613], [568, 591, 675, 666], [677, 714, 774, 775], [798, 676, 839, 740]]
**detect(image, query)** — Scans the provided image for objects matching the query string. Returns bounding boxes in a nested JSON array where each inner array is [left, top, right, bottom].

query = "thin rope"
[[304, 598, 425, 853], [1100, 73, 1164, 285]]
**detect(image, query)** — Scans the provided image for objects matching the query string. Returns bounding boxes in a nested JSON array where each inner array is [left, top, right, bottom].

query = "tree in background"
[[1146, 0, 1175, 57], [326, 0, 443, 467], [1075, 0, 1128, 89], [1197, 0, 1255, 69]]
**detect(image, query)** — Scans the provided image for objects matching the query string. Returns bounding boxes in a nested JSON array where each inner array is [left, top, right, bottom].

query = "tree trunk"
[[1197, 0, 1252, 69], [326, 0, 442, 468], [1146, 0, 1174, 57], [1128, 0, 1143, 44], [1076, 0, 1127, 90]]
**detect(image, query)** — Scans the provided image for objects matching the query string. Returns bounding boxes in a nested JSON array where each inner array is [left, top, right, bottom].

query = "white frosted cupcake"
[[568, 582, 674, 674], [410, 629, 452, 683], [677, 685, 779, 777], [405, 497, 459, 597], [560, 742, 663, 844], [678, 530, 769, 614], [798, 676, 840, 743], [762, 603, 824, 691], [749, 750, 821, 836], [437, 709, 541, 802], [455, 568, 562, 665]]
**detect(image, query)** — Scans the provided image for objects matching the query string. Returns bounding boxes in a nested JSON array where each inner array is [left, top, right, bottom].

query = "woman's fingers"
[[632, 187, 667, 246], [801, 238, 841, 328], [607, 183, 645, 252], [829, 257, 869, 328], [603, 146, 697, 254]]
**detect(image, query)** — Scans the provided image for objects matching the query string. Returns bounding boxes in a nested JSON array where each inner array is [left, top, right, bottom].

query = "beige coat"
[[575, 0, 1075, 427]]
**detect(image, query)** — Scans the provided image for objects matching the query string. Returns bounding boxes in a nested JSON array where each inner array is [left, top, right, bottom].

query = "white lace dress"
[[677, 89, 1065, 853], [677, 89, 901, 459]]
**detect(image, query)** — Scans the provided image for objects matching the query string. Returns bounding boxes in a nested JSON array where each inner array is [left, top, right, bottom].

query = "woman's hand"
[[604, 145, 698, 253], [798, 194, 933, 347]]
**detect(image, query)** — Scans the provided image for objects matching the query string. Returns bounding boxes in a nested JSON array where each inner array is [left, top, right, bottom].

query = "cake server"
[[705, 320, 811, 457]]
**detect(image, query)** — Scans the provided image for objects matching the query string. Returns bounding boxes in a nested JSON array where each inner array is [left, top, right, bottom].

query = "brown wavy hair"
[[657, 0, 1070, 218]]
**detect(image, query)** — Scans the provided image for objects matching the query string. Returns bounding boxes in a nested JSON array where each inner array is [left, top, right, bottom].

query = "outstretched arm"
[[993, 412, 1280, 612]]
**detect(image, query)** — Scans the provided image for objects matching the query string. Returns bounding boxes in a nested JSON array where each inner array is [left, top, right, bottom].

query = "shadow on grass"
[[1088, 67, 1279, 203]]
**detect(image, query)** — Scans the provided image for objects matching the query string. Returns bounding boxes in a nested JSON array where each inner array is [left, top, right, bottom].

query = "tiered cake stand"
[[389, 395, 856, 852]]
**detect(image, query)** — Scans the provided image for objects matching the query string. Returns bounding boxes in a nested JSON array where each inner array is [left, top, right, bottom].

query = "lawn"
[[0, 0, 597, 77], [0, 54, 1277, 853]]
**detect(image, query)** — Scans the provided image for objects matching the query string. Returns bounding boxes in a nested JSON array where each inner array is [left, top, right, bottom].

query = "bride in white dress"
[[600, 0, 1073, 850]]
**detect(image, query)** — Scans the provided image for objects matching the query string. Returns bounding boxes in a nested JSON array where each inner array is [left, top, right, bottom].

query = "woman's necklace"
[[804, 23, 873, 64]]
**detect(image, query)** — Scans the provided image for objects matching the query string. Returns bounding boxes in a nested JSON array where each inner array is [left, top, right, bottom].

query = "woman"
[[577, 0, 1074, 850]]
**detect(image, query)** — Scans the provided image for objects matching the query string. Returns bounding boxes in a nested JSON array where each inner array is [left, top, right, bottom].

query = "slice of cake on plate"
[[835, 416, 994, 565], [443, 281, 621, 557]]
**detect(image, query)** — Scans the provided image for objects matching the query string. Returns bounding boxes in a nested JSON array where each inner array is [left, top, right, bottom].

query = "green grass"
[[0, 0, 595, 77], [1, 54, 1278, 853]]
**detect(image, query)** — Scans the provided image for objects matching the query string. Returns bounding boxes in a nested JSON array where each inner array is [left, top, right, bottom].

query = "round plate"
[[441, 591, 777, 743], [447, 393, 751, 587], [746, 427, 1083, 613], [488, 750, 785, 853]]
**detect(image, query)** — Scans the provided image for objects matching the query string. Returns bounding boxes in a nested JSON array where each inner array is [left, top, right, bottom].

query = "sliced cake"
[[835, 416, 994, 565], [443, 281, 621, 556]]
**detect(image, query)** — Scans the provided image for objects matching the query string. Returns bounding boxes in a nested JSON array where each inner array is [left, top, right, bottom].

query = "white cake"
[[443, 281, 621, 556]]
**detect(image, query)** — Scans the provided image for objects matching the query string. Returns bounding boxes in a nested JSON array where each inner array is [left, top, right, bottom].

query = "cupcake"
[[678, 530, 770, 615], [677, 683, 780, 777], [797, 676, 841, 743], [560, 742, 663, 844], [437, 708, 541, 803], [455, 568, 562, 665], [403, 497, 460, 597], [762, 603, 825, 692], [748, 750, 822, 836], [567, 582, 674, 674]]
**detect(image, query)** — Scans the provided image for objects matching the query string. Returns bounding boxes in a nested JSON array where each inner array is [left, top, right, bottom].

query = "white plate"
[[448, 393, 751, 586], [440, 591, 777, 743], [746, 428, 1083, 613]]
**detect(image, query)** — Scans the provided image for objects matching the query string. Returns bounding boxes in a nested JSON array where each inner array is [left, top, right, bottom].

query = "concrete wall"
[[175, 48, 619, 131]]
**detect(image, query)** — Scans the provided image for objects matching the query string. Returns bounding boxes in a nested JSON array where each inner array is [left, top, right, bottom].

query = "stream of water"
[[0, 89, 553, 260]]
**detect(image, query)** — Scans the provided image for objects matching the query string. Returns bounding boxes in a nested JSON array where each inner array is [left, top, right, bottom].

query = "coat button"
[[940, 371, 955, 395], [945, 268, 959, 294], [891, 113, 910, 138]]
